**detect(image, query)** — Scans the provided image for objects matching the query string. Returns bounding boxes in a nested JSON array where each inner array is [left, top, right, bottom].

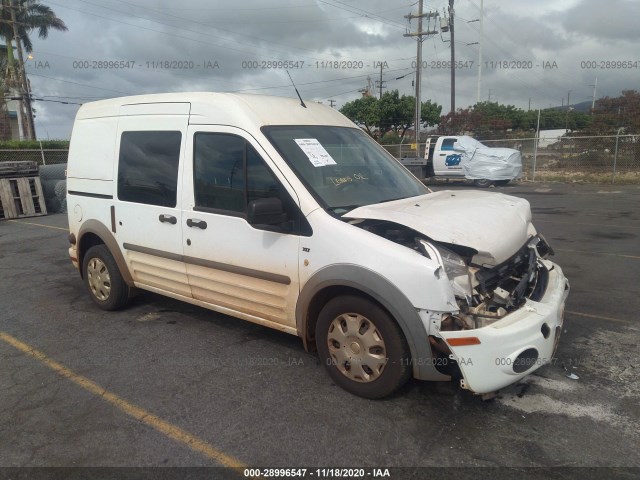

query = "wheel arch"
[[77, 220, 134, 286], [296, 264, 449, 381]]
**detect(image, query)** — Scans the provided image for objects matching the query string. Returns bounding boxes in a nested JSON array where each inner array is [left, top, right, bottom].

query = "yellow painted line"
[[7, 219, 68, 232], [0, 331, 245, 468], [555, 248, 640, 260], [565, 310, 631, 324]]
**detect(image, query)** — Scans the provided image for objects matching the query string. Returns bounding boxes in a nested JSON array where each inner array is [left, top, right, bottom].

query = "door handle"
[[186, 218, 207, 229], [159, 214, 177, 224]]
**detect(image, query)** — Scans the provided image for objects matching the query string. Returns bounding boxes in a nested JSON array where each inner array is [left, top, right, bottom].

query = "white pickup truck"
[[400, 135, 523, 187]]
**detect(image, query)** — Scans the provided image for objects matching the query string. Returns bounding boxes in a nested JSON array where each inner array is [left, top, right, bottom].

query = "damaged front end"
[[422, 235, 569, 394], [351, 217, 569, 394], [428, 235, 553, 330]]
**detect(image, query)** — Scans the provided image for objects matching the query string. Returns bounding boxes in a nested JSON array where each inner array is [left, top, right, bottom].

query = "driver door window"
[[193, 132, 307, 234]]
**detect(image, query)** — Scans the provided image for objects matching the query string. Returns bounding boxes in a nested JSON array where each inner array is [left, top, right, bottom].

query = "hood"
[[345, 190, 535, 265]]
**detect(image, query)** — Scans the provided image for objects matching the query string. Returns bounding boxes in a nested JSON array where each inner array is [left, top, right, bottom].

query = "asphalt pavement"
[[1, 181, 639, 477]]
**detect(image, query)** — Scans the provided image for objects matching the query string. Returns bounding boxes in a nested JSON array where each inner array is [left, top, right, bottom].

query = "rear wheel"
[[474, 178, 493, 187], [316, 295, 411, 399], [83, 245, 130, 311]]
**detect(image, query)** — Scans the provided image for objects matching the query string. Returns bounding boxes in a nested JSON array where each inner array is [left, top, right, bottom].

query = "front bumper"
[[438, 262, 569, 394]]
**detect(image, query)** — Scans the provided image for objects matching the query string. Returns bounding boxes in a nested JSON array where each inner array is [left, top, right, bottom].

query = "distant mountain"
[[550, 100, 592, 113]]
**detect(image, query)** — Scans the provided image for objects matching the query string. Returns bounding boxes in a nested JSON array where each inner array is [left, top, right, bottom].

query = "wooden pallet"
[[0, 161, 39, 178], [0, 177, 48, 220]]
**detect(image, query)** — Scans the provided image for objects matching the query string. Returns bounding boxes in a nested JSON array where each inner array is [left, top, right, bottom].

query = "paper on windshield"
[[295, 138, 337, 167]]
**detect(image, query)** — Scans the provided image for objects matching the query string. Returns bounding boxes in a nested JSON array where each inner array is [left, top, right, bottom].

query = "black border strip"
[[123, 242, 291, 285], [68, 190, 113, 200]]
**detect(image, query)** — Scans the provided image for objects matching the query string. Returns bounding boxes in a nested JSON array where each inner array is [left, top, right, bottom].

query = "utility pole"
[[376, 62, 386, 99], [565, 90, 572, 133], [488, 88, 492, 102], [9, 0, 35, 140], [449, 0, 455, 113], [404, 2, 438, 142], [328, 99, 336, 108], [476, 0, 483, 104], [589, 77, 598, 113]]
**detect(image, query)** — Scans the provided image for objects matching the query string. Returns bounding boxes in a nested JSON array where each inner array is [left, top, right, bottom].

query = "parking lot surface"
[[1, 182, 639, 475]]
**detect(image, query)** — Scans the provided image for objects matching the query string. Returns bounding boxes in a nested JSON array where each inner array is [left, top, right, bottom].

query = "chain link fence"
[[1, 136, 638, 183], [382, 134, 640, 183], [0, 149, 69, 166]]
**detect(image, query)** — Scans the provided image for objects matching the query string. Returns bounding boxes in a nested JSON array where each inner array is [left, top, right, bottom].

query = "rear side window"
[[118, 131, 182, 207]]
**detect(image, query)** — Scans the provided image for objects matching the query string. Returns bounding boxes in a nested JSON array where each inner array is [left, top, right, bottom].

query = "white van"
[[67, 93, 569, 399]]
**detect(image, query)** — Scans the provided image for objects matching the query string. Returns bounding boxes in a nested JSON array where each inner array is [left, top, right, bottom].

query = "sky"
[[23, 0, 640, 139]]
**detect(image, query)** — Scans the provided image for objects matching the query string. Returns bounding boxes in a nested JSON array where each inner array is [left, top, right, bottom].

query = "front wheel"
[[494, 179, 510, 186], [82, 244, 130, 311], [316, 295, 411, 399]]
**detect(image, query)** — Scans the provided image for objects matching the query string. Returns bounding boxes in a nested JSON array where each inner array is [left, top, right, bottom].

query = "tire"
[[39, 163, 67, 181], [82, 245, 130, 311], [44, 196, 60, 215], [473, 178, 493, 187], [54, 180, 67, 213], [316, 295, 411, 399]]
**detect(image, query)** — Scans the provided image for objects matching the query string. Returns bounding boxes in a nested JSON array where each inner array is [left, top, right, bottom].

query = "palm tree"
[[1, 0, 66, 139], [1, 0, 67, 72]]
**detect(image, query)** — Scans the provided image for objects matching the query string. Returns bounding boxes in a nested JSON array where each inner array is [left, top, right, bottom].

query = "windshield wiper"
[[326, 205, 361, 215], [379, 196, 407, 203]]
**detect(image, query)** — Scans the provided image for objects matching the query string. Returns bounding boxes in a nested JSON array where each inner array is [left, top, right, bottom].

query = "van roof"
[[76, 92, 355, 128]]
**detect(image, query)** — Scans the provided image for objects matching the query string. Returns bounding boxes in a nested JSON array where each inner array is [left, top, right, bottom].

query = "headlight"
[[420, 240, 472, 301], [433, 244, 467, 279]]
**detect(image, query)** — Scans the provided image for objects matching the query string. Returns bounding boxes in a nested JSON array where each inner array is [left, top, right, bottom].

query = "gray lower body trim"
[[122, 242, 291, 285]]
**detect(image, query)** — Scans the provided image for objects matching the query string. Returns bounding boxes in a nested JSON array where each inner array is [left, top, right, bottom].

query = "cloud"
[[563, 0, 640, 40], [21, 0, 640, 139]]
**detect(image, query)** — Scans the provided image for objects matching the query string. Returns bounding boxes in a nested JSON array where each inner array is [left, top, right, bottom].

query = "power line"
[[81, 0, 394, 61], [50, 0, 320, 61], [31, 97, 83, 105], [316, 0, 408, 30], [27, 71, 134, 95]]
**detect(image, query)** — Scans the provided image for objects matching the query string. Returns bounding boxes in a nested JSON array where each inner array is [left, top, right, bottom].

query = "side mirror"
[[248, 197, 288, 231]]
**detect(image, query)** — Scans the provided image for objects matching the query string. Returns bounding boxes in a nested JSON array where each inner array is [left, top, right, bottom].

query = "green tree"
[[341, 91, 442, 139], [421, 99, 442, 128], [378, 90, 413, 136], [340, 95, 380, 137]]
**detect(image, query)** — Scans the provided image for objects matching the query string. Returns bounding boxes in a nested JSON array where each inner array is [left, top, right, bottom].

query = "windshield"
[[262, 126, 428, 214], [457, 136, 487, 150]]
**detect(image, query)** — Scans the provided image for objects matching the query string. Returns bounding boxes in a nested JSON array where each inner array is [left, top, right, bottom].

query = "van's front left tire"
[[316, 295, 411, 399], [83, 245, 130, 311]]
